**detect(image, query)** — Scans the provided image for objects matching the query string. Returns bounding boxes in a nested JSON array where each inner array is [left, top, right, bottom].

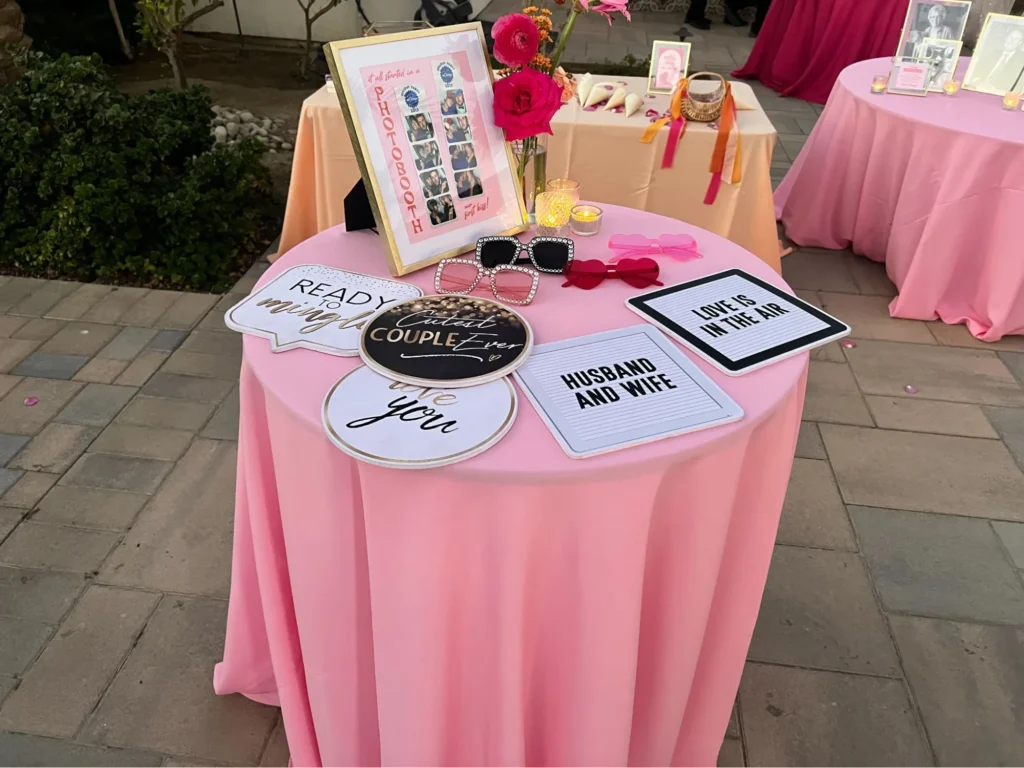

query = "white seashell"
[[576, 73, 595, 105], [604, 87, 628, 111], [583, 83, 613, 109], [624, 93, 644, 117]]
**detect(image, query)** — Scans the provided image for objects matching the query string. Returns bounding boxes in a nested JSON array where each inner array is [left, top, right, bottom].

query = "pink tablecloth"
[[213, 205, 808, 766], [775, 57, 1024, 341]]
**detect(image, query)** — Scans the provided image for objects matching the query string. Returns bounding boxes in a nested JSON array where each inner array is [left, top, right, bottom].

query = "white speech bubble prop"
[[225, 264, 423, 356]]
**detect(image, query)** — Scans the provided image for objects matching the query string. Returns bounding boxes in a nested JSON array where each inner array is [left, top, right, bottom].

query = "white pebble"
[[270, 148, 277, 154], [240, 111, 255, 124], [214, 125, 228, 143], [226, 122, 239, 138], [282, 142, 293, 150]]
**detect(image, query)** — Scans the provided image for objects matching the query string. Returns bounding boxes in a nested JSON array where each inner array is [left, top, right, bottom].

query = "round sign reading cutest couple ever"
[[359, 295, 533, 388]]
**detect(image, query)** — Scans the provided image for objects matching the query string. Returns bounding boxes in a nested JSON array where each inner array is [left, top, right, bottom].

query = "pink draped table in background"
[[213, 205, 808, 766], [776, 57, 1024, 341]]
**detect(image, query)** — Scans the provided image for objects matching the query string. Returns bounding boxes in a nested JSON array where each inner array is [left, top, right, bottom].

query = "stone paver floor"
[[2, 9, 1024, 766]]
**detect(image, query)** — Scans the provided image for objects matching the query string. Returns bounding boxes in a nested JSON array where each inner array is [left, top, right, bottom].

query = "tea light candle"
[[871, 75, 888, 94], [546, 178, 580, 205], [943, 79, 960, 96], [1003, 91, 1021, 110], [569, 204, 603, 237], [535, 192, 573, 235]]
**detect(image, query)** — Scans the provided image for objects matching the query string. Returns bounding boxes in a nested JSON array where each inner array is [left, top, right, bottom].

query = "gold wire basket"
[[683, 72, 726, 122]]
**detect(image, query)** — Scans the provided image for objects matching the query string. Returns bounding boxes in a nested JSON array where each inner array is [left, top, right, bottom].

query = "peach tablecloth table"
[[776, 58, 1024, 341], [277, 76, 781, 271], [214, 205, 807, 766]]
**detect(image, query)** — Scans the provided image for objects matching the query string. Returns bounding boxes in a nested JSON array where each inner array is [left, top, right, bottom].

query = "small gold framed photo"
[[920, 37, 963, 91], [886, 57, 932, 96], [647, 40, 692, 96], [963, 13, 1024, 96], [324, 24, 528, 277]]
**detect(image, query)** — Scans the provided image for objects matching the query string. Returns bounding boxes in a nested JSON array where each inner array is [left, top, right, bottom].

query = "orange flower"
[[530, 53, 553, 70], [553, 66, 576, 103]]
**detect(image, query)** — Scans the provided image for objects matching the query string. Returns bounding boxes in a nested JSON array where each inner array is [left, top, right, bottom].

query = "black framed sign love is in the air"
[[514, 326, 743, 458], [359, 295, 533, 387], [626, 269, 850, 375]]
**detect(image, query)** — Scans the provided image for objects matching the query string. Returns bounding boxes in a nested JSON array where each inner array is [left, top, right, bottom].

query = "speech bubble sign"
[[225, 264, 423, 356]]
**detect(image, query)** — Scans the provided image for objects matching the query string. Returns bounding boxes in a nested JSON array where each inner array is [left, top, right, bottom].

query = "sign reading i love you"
[[322, 365, 518, 469], [225, 265, 422, 356], [359, 295, 533, 387]]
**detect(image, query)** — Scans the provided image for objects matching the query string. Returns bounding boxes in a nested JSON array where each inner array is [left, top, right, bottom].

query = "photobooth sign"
[[323, 365, 517, 469], [225, 265, 422, 356], [627, 269, 850, 375], [324, 24, 528, 277], [360, 295, 533, 387], [514, 326, 743, 459]]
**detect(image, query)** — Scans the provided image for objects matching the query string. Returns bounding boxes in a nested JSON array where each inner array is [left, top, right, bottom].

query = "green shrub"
[[0, 51, 274, 291]]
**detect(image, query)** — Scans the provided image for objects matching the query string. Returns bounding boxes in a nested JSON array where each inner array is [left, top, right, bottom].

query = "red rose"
[[493, 67, 563, 141]]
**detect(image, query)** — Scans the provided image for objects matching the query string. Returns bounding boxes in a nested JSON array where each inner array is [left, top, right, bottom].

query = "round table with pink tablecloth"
[[775, 57, 1024, 341], [213, 204, 808, 766]]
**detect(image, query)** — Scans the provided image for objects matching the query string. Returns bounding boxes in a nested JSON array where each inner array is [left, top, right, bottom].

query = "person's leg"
[[722, 0, 747, 27], [685, 0, 711, 30], [750, 0, 771, 35]]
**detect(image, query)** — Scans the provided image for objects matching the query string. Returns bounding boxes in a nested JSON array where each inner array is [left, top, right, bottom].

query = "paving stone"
[[83, 596, 277, 763], [850, 506, 1024, 625], [0, 277, 49, 312], [12, 318, 67, 341], [117, 396, 215, 431], [749, 546, 899, 676], [92, 424, 194, 461], [983, 405, 1024, 471], [141, 372, 234, 403], [0, 586, 160, 739], [163, 759, 220, 767], [201, 386, 239, 441], [0, 433, 29, 465], [97, 327, 158, 361], [0, 378, 83, 435], [56, 384, 137, 427], [74, 357, 129, 384], [0, 506, 25, 543], [0, 314, 29, 336], [10, 423, 100, 473], [161, 349, 242, 380], [61, 453, 173, 495], [114, 350, 168, 387], [196, 308, 229, 332], [794, 421, 826, 460], [100, 439, 236, 597], [2, 472, 59, 509], [928, 321, 1024, 352], [0, 521, 121, 572], [992, 521, 1024, 568], [765, 112, 802, 134], [154, 293, 219, 330], [33, 486, 147, 531], [180, 329, 243, 357], [39, 322, 121, 357], [865, 396, 998, 438], [259, 720, 289, 767], [215, 293, 245, 312], [0, 675, 16, 706], [777, 459, 856, 551], [822, 425, 1024, 522], [79, 286, 150, 324], [889, 615, 1024, 766], [0, 373, 21, 400], [782, 251, 859, 294], [718, 738, 744, 767], [117, 290, 180, 327], [0, 617, 53, 674], [739, 663, 931, 767], [0, 732, 162, 767], [0, 338, 42, 373], [727, 705, 740, 739], [0, 566, 86, 622], [845, 340, 1024, 407], [12, 352, 89, 380], [44, 284, 113, 320], [803, 362, 873, 426], [11, 281, 80, 317], [817, 292, 935, 344], [147, 329, 189, 353], [0, 468, 24, 496], [1001, 351, 1024, 385]]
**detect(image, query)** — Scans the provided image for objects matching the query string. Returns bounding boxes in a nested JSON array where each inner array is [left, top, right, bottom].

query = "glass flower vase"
[[512, 134, 548, 224]]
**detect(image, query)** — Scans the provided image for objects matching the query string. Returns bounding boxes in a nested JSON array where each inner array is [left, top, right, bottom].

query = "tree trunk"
[[108, 0, 133, 59], [301, 16, 312, 78], [164, 39, 187, 89]]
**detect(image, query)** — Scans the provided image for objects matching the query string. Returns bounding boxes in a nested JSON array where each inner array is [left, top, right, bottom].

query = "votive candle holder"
[[1003, 91, 1021, 110], [871, 75, 888, 94], [943, 79, 960, 96], [546, 178, 581, 205], [535, 192, 573, 236], [569, 204, 603, 237]]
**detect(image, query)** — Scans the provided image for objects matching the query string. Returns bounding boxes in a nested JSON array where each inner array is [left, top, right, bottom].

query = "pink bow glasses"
[[607, 234, 702, 263]]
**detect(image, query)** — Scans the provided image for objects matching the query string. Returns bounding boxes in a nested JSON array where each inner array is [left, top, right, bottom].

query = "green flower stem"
[[548, 7, 580, 74]]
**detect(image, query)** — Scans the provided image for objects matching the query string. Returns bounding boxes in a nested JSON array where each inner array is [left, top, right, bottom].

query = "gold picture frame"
[[920, 37, 963, 91], [896, 0, 972, 61], [886, 57, 932, 96], [324, 24, 529, 277], [647, 40, 692, 96], [963, 12, 1024, 95]]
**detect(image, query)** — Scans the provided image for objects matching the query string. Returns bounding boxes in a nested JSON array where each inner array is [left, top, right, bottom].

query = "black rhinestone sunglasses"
[[475, 236, 575, 274]]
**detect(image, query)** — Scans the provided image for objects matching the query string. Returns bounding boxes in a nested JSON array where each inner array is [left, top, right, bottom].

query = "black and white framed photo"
[[897, 0, 972, 60], [920, 37, 964, 91], [964, 13, 1024, 95]]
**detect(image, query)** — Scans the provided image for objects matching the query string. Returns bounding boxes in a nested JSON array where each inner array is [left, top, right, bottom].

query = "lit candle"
[[569, 204, 603, 237], [546, 178, 580, 205], [871, 75, 888, 94], [535, 192, 573, 235], [1003, 91, 1021, 110], [943, 79, 960, 96]]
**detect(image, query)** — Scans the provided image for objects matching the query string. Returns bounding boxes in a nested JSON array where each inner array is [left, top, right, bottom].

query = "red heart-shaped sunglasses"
[[561, 257, 664, 290]]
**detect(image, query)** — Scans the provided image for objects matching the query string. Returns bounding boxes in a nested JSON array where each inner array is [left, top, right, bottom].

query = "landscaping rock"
[[226, 122, 239, 138], [240, 111, 255, 124], [282, 142, 293, 150], [213, 125, 227, 144]]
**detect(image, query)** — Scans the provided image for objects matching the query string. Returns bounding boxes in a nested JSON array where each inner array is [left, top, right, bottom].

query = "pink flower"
[[491, 13, 540, 69], [553, 67, 576, 103], [588, 0, 631, 24], [493, 67, 563, 141]]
